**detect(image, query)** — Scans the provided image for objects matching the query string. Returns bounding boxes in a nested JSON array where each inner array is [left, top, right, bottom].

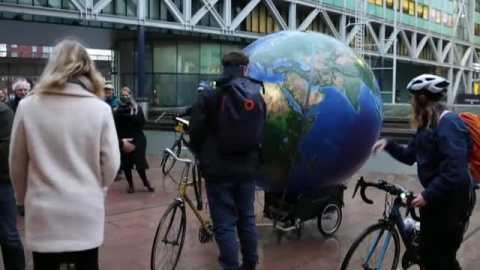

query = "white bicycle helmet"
[[406, 74, 449, 95]]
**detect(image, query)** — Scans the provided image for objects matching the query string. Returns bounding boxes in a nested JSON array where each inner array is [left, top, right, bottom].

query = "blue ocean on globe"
[[242, 31, 383, 196]]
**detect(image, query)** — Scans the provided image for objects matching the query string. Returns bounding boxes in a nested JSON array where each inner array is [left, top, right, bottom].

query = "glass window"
[[177, 74, 200, 106], [177, 43, 200, 74], [386, 0, 393, 8], [435, 10, 441, 24], [115, 0, 126, 16], [153, 42, 177, 73], [368, 0, 375, 4], [423, 6, 429, 20], [417, 4, 423, 18], [475, 24, 480, 36], [408, 2, 415, 16], [402, 0, 409, 13], [200, 43, 221, 74], [120, 42, 135, 73], [429, 8, 436, 22], [447, 15, 454, 27], [153, 74, 177, 107], [375, 0, 383, 6], [442, 13, 448, 25], [127, 0, 137, 17], [476, 0, 480, 12]]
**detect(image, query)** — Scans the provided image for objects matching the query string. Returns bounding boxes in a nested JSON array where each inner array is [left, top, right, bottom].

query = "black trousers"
[[32, 248, 99, 270], [419, 202, 467, 270]]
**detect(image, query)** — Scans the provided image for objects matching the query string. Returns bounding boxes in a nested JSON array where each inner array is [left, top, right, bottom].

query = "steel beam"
[[366, 21, 381, 51], [0, 3, 81, 19], [200, 0, 225, 28], [399, 30, 413, 58], [383, 29, 400, 54], [441, 42, 453, 63], [298, 8, 320, 31], [69, 0, 85, 13], [161, 0, 186, 24], [263, 0, 288, 30], [345, 25, 360, 45], [339, 14, 346, 41], [427, 37, 440, 62], [320, 10, 339, 39], [230, 0, 261, 30], [462, 47, 473, 66], [414, 35, 429, 59], [191, 0, 219, 26], [137, 0, 146, 21], [93, 0, 111, 14]]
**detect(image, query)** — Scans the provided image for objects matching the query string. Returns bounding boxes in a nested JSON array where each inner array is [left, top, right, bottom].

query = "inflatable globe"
[[243, 31, 383, 196]]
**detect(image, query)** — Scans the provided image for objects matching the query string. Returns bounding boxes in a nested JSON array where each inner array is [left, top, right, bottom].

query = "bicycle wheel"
[[151, 200, 187, 270], [341, 223, 400, 270], [162, 143, 181, 175], [317, 202, 342, 236]]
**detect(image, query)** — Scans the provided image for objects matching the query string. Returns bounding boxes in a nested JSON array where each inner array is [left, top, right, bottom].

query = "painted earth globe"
[[242, 30, 383, 196]]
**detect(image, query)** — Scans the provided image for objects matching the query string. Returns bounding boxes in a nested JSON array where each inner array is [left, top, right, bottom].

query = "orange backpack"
[[440, 111, 480, 183]]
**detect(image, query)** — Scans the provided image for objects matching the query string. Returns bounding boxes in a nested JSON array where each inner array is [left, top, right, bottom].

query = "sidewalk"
[[4, 153, 480, 269]]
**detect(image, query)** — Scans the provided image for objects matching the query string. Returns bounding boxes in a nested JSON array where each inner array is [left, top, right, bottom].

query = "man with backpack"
[[190, 52, 265, 270], [372, 74, 472, 270]]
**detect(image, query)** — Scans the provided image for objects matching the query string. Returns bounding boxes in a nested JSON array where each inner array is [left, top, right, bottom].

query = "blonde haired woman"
[[9, 39, 120, 270], [114, 87, 154, 193], [372, 74, 471, 270]]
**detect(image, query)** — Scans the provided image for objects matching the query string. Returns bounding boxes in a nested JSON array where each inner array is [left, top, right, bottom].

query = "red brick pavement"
[[10, 156, 480, 270]]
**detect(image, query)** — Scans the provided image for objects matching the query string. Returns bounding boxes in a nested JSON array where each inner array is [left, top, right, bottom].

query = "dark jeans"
[[0, 183, 25, 270], [420, 203, 467, 270], [32, 248, 99, 270], [206, 180, 258, 270]]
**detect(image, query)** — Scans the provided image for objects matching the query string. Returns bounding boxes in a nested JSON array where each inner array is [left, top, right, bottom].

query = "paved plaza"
[[3, 131, 480, 269]]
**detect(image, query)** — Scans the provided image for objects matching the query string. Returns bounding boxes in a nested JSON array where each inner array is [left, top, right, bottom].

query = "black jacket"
[[189, 75, 265, 181], [0, 103, 14, 184], [114, 105, 149, 170], [7, 96, 21, 113]]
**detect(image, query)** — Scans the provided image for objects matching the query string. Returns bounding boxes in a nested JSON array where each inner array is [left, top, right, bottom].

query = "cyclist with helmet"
[[372, 74, 471, 270]]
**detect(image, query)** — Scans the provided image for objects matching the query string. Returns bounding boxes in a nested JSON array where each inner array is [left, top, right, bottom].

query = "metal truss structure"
[[0, 0, 478, 104]]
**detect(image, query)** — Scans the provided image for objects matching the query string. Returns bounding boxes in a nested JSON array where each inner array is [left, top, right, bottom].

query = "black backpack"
[[215, 77, 266, 154]]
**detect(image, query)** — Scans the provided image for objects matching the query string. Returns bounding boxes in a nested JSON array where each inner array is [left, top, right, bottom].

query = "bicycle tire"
[[341, 223, 400, 270], [151, 200, 187, 270], [161, 143, 181, 175]]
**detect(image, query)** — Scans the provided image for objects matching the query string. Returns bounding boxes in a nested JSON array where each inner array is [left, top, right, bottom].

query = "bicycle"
[[160, 117, 192, 175], [341, 177, 423, 270], [151, 148, 212, 270]]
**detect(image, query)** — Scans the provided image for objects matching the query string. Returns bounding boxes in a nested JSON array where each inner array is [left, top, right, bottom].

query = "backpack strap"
[[439, 110, 451, 122]]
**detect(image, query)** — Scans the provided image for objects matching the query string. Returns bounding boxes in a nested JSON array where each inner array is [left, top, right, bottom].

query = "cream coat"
[[9, 82, 120, 252]]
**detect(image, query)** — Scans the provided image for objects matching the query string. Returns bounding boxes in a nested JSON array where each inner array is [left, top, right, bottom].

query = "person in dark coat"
[[7, 78, 30, 113], [0, 102, 26, 270], [114, 87, 154, 193]]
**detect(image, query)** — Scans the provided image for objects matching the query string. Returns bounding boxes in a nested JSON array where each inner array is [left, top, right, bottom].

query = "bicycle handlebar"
[[164, 148, 192, 164], [353, 177, 420, 222]]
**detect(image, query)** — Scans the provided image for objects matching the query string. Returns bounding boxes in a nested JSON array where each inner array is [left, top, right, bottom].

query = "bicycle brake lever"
[[352, 177, 363, 199], [360, 183, 374, 204]]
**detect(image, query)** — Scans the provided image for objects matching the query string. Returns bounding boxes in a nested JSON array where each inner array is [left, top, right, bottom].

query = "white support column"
[[138, 0, 146, 21], [298, 8, 320, 31], [224, 0, 232, 29], [339, 14, 346, 41], [427, 37, 440, 62], [230, 0, 261, 30], [414, 35, 429, 59], [288, 2, 297, 30], [447, 45, 455, 105], [200, 0, 225, 28], [183, 0, 192, 23], [345, 25, 360, 45], [366, 22, 381, 51]]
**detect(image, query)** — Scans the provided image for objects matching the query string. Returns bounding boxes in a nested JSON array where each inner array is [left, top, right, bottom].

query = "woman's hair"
[[120, 87, 137, 110], [33, 39, 104, 98], [12, 78, 31, 91], [0, 89, 7, 102], [410, 94, 440, 129]]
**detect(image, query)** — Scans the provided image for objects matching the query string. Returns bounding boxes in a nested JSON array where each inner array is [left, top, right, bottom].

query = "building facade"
[[0, 0, 478, 109]]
